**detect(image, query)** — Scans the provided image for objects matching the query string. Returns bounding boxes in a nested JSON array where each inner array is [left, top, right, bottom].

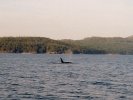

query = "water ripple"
[[0, 54, 133, 100]]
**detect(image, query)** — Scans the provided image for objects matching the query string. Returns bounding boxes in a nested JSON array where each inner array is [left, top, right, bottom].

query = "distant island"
[[0, 36, 133, 54]]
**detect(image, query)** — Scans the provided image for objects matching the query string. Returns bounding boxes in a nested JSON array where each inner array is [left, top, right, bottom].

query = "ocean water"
[[0, 54, 133, 100]]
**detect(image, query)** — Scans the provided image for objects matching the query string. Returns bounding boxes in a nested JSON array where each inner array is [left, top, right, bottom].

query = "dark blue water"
[[0, 54, 133, 100]]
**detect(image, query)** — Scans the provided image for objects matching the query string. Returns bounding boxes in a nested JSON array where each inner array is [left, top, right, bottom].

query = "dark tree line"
[[0, 37, 70, 54], [62, 37, 133, 54], [1, 37, 133, 54]]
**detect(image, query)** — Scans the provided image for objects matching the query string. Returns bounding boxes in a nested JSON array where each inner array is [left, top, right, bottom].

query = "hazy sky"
[[0, 0, 133, 39]]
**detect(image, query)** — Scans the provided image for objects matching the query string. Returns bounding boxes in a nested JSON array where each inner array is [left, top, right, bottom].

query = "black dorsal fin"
[[60, 57, 64, 63]]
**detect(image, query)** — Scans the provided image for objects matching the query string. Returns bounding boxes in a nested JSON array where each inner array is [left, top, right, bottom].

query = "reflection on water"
[[0, 54, 133, 100]]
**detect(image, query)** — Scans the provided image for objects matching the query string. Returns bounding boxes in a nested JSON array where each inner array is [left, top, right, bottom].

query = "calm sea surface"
[[0, 54, 133, 100]]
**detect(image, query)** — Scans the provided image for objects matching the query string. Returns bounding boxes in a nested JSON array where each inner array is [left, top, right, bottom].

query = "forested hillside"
[[1, 37, 133, 54], [0, 37, 71, 53], [62, 37, 133, 54]]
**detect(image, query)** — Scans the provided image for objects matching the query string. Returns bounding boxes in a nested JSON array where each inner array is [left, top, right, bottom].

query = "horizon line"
[[0, 35, 132, 40]]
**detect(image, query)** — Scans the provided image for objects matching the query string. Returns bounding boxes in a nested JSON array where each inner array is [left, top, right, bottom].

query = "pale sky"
[[0, 0, 133, 40]]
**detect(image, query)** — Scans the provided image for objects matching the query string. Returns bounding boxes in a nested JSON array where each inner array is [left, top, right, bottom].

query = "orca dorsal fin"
[[60, 57, 64, 63], [60, 57, 72, 64]]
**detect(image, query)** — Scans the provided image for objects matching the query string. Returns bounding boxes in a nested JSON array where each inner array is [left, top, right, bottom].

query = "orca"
[[60, 57, 72, 64]]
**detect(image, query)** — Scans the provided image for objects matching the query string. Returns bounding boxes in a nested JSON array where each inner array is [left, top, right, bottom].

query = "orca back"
[[60, 57, 72, 64]]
